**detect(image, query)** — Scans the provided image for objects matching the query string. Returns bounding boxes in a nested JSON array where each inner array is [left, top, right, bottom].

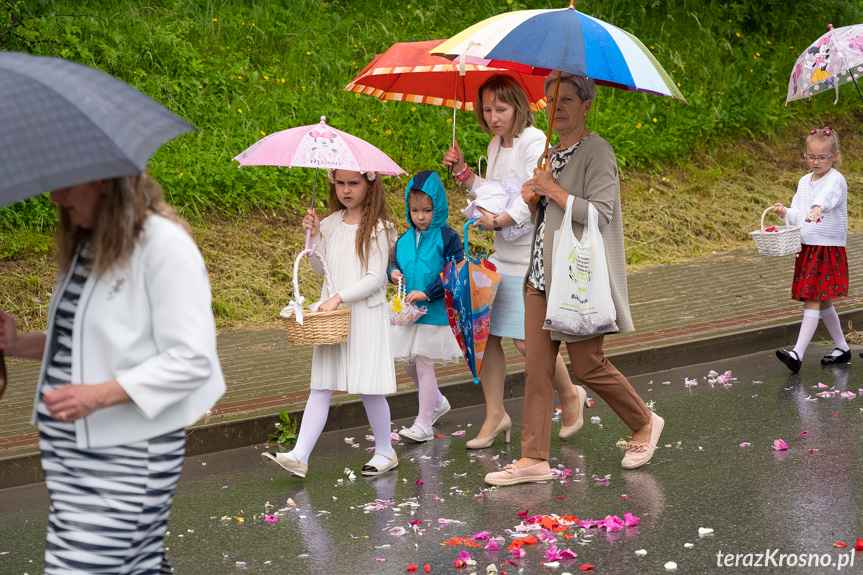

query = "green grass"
[[2, 0, 862, 225]]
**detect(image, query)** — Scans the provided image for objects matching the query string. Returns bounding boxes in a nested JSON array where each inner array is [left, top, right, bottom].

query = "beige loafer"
[[621, 413, 665, 469]]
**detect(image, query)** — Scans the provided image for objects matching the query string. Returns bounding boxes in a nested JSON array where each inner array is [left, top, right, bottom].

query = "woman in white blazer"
[[443, 74, 587, 451], [0, 174, 225, 574]]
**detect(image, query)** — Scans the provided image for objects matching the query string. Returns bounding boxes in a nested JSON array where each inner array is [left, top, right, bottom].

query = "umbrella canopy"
[[344, 39, 548, 112], [233, 116, 406, 176], [787, 24, 863, 104], [0, 52, 195, 209], [442, 221, 502, 384], [431, 3, 685, 101]]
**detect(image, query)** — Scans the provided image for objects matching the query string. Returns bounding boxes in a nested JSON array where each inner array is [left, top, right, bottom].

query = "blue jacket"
[[390, 170, 463, 325]]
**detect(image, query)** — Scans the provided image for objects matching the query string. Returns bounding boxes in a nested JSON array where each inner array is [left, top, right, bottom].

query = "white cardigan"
[[30, 214, 226, 449], [469, 126, 546, 274]]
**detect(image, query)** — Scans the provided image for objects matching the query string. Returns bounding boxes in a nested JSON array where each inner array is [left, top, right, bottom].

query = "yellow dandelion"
[[407, 3, 410, 7], [652, 117, 657, 123], [411, 106, 416, 111], [263, 76, 269, 80], [789, 46, 794, 50], [750, 69, 753, 73], [354, 93, 361, 98], [372, 118, 378, 123], [178, 172, 184, 178], [354, 44, 357, 48], [649, 45, 654, 50], [260, 130, 266, 136], [212, 18, 217, 22], [251, 22, 255, 26], [727, 19, 732, 23], [446, 118, 452, 123], [753, 55, 757, 59], [237, 75, 242, 79], [280, 78, 285, 83], [385, 130, 392, 135], [736, 32, 740, 37], [237, 108, 242, 114], [301, 86, 306, 91], [756, 52, 760, 56], [636, 123, 642, 129], [676, 82, 681, 87], [767, 41, 772, 45], [672, 70, 676, 74], [306, 51, 311, 55]]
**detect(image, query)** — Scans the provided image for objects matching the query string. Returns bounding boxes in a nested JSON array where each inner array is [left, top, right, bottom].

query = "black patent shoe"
[[821, 348, 851, 365], [776, 349, 802, 373]]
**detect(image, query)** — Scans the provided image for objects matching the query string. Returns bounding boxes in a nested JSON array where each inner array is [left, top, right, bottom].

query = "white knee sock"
[[413, 357, 440, 430], [821, 306, 849, 354], [360, 393, 394, 467], [292, 389, 333, 463], [792, 309, 822, 360]]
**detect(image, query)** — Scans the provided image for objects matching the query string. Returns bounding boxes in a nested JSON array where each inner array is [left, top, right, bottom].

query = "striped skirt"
[[39, 414, 185, 575]]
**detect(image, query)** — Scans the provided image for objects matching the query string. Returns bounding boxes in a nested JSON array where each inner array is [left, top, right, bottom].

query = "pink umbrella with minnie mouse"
[[233, 116, 406, 248], [787, 24, 863, 105]]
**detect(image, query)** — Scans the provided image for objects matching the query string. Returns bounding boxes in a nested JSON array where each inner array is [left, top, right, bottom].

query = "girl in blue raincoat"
[[389, 170, 464, 442]]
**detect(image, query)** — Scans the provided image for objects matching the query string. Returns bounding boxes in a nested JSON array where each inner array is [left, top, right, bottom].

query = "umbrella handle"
[[532, 71, 562, 203], [463, 219, 478, 257]]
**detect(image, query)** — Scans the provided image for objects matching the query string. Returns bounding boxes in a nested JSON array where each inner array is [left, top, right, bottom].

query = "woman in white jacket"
[[0, 174, 225, 574], [443, 75, 587, 450]]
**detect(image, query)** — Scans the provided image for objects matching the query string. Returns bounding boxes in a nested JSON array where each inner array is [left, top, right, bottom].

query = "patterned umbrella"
[[233, 116, 405, 248], [442, 221, 502, 384], [787, 24, 863, 105]]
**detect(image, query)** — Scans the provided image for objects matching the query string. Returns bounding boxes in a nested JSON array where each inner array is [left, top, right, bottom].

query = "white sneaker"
[[431, 396, 451, 426], [398, 422, 434, 443]]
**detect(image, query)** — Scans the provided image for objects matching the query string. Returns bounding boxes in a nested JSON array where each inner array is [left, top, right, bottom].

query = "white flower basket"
[[749, 207, 802, 257]]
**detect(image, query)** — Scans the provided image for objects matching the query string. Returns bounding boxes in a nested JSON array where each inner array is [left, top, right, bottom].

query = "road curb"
[[3, 308, 862, 489]]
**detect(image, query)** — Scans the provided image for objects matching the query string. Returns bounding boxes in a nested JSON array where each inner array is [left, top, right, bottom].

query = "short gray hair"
[[544, 72, 596, 103]]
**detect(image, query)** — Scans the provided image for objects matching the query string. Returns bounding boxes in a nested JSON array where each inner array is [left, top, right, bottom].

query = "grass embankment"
[[2, 0, 863, 330]]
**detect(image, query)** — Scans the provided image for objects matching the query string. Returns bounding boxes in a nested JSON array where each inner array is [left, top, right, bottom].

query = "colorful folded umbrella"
[[787, 23, 863, 105], [442, 220, 502, 384]]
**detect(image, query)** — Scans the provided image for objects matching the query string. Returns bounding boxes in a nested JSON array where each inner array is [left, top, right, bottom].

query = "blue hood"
[[403, 170, 448, 232]]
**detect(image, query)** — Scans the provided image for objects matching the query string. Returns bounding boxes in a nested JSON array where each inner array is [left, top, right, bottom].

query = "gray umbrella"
[[0, 51, 195, 208]]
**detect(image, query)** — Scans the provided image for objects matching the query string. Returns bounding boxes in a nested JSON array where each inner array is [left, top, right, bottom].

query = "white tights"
[[403, 356, 443, 431], [291, 389, 394, 468]]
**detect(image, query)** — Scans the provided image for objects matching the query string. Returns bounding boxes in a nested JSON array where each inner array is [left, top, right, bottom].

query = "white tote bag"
[[544, 196, 616, 336]]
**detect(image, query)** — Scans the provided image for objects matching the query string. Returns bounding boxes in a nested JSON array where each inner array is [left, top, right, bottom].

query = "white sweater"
[[782, 169, 847, 247], [468, 126, 546, 275]]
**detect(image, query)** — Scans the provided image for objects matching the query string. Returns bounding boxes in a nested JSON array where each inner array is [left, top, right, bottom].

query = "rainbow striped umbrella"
[[432, 3, 685, 101]]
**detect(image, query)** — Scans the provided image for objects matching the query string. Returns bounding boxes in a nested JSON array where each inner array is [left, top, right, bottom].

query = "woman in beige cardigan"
[[485, 72, 664, 486]]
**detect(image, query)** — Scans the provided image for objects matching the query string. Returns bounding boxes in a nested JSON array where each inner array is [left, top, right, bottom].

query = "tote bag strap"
[[561, 195, 597, 250]]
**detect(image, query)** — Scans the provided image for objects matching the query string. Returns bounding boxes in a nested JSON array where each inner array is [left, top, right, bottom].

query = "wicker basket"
[[280, 248, 351, 346], [749, 207, 802, 256]]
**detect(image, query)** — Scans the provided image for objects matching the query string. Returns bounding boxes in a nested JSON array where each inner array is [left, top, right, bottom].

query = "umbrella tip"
[[320, 115, 326, 123], [829, 24, 835, 31]]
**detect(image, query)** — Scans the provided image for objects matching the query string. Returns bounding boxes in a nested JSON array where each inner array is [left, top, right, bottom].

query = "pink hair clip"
[[811, 126, 833, 135]]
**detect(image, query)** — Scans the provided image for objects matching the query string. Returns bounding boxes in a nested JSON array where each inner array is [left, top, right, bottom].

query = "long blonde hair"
[[327, 172, 393, 270], [56, 174, 189, 275]]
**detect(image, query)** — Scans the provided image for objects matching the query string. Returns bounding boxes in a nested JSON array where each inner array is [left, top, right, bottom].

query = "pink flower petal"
[[773, 439, 788, 451]]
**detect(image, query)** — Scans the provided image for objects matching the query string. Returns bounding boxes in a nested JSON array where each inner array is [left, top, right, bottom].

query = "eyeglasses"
[[802, 151, 838, 163]]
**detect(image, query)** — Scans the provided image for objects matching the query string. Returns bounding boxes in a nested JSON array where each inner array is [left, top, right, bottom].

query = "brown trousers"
[[521, 286, 652, 460]]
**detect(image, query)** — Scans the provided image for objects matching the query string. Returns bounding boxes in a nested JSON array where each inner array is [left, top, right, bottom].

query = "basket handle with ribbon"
[[280, 248, 337, 325]]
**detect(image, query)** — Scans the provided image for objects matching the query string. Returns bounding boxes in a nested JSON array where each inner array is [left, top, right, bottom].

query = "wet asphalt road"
[[2, 344, 863, 574]]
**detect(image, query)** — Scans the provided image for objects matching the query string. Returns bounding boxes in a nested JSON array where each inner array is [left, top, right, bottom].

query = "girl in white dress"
[[262, 169, 399, 477], [389, 171, 464, 442]]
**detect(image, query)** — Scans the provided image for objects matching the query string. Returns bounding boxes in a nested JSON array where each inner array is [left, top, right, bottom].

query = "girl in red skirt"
[[773, 127, 849, 373]]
